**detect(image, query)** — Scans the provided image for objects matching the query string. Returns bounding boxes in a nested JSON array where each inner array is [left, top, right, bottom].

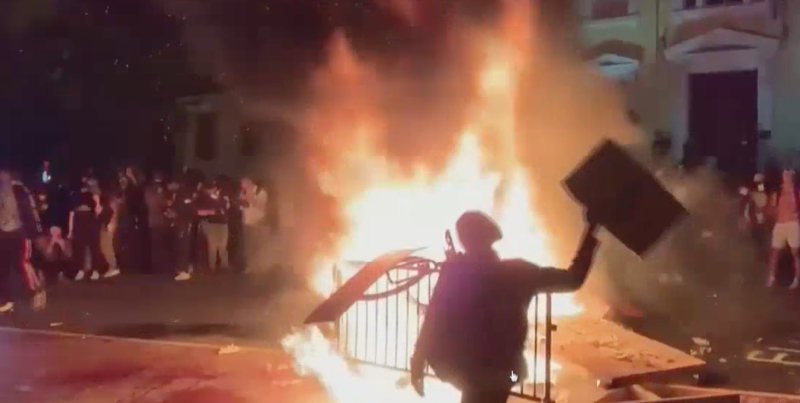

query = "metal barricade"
[[332, 257, 555, 402]]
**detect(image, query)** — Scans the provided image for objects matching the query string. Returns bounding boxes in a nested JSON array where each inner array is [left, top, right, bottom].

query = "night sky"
[[0, 0, 561, 179]]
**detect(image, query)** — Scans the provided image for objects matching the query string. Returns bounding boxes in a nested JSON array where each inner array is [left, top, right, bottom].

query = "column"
[[670, 70, 689, 164]]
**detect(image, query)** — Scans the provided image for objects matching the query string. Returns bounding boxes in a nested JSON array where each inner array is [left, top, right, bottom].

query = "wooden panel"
[[564, 140, 686, 256], [667, 386, 800, 403], [304, 249, 419, 324], [551, 316, 705, 388], [623, 394, 739, 403]]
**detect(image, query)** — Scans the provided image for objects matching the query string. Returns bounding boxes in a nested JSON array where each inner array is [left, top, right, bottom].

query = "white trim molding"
[[580, 0, 642, 29], [670, 0, 773, 26], [664, 27, 779, 165], [582, 13, 641, 29], [591, 53, 641, 81], [665, 27, 779, 63]]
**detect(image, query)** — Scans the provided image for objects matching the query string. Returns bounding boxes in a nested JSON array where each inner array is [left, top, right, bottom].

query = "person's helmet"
[[455, 211, 502, 252]]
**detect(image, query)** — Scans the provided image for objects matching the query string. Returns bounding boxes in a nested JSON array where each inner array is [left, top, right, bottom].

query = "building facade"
[[581, 0, 798, 177]]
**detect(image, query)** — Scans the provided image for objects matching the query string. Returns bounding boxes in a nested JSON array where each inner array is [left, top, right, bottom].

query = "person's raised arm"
[[67, 211, 75, 239], [535, 221, 599, 293], [503, 218, 599, 295]]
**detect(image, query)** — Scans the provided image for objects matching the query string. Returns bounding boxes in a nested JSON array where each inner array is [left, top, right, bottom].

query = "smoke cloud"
[[161, 0, 764, 341]]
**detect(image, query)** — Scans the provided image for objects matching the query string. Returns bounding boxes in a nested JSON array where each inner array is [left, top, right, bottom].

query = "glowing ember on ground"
[[282, 2, 583, 401]]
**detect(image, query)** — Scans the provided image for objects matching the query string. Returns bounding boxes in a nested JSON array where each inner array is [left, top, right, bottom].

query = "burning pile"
[[279, 1, 639, 402]]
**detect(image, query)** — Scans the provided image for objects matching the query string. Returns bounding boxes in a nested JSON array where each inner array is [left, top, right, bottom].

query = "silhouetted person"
[[410, 211, 599, 403], [0, 167, 44, 313]]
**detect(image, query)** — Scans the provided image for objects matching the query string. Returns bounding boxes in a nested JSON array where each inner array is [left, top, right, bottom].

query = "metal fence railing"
[[332, 257, 555, 402]]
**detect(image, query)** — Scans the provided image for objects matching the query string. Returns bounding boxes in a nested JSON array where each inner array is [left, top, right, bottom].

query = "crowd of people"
[[0, 164, 270, 313]]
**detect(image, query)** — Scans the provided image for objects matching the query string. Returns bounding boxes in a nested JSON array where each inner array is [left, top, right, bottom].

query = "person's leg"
[[244, 225, 270, 273], [788, 222, 800, 289], [149, 228, 164, 274], [16, 238, 44, 309], [72, 236, 89, 280], [202, 222, 218, 271], [768, 223, 787, 286], [88, 229, 105, 280], [174, 225, 192, 280], [218, 224, 229, 269], [0, 237, 13, 310], [100, 228, 118, 275]]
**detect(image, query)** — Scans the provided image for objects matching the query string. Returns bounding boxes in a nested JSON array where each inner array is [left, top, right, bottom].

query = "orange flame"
[[283, 2, 583, 401]]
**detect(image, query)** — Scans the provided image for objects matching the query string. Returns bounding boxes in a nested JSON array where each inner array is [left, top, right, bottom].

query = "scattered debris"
[[691, 338, 712, 357], [701, 230, 713, 239], [756, 337, 764, 344], [14, 384, 32, 393], [49, 322, 63, 327], [719, 358, 727, 364], [217, 344, 241, 355]]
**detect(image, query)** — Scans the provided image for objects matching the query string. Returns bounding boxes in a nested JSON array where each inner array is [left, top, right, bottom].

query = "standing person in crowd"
[[767, 170, 800, 288], [33, 185, 49, 226], [41, 225, 73, 284], [145, 173, 169, 274], [197, 179, 230, 272], [0, 167, 44, 313], [69, 174, 105, 281], [99, 191, 121, 278], [741, 173, 770, 255], [170, 177, 197, 281], [239, 177, 268, 274]]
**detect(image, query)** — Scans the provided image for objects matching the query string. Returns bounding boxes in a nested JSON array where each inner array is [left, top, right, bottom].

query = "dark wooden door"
[[689, 70, 758, 182]]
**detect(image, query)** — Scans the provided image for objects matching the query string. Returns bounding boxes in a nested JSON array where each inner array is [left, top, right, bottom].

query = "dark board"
[[564, 140, 687, 256]]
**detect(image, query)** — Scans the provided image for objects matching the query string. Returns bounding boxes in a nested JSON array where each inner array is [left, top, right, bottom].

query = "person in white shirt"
[[239, 177, 269, 273]]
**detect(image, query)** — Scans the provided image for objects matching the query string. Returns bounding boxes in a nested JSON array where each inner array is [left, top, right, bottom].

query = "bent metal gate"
[[305, 247, 556, 402]]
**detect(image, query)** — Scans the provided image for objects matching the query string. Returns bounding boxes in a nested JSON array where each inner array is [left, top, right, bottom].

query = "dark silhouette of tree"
[[0, 0, 212, 175]]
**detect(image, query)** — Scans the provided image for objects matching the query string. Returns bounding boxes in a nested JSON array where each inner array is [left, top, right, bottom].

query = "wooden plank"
[[304, 249, 419, 324], [595, 385, 737, 403], [664, 385, 800, 403], [623, 394, 740, 403], [551, 316, 705, 388]]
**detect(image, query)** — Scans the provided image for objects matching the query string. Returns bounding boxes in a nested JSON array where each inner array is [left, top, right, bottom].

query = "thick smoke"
[[160, 0, 637, 288], [161, 0, 763, 340]]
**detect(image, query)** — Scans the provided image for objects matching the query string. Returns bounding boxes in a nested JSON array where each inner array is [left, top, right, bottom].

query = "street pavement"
[[1, 269, 800, 400], [0, 270, 322, 348]]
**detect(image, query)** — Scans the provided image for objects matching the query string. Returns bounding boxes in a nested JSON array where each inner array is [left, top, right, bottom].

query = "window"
[[683, 0, 698, 9], [239, 124, 261, 157], [591, 0, 630, 19], [194, 112, 217, 161]]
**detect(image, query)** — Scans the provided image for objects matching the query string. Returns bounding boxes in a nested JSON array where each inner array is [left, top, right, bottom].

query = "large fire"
[[282, 2, 583, 402]]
